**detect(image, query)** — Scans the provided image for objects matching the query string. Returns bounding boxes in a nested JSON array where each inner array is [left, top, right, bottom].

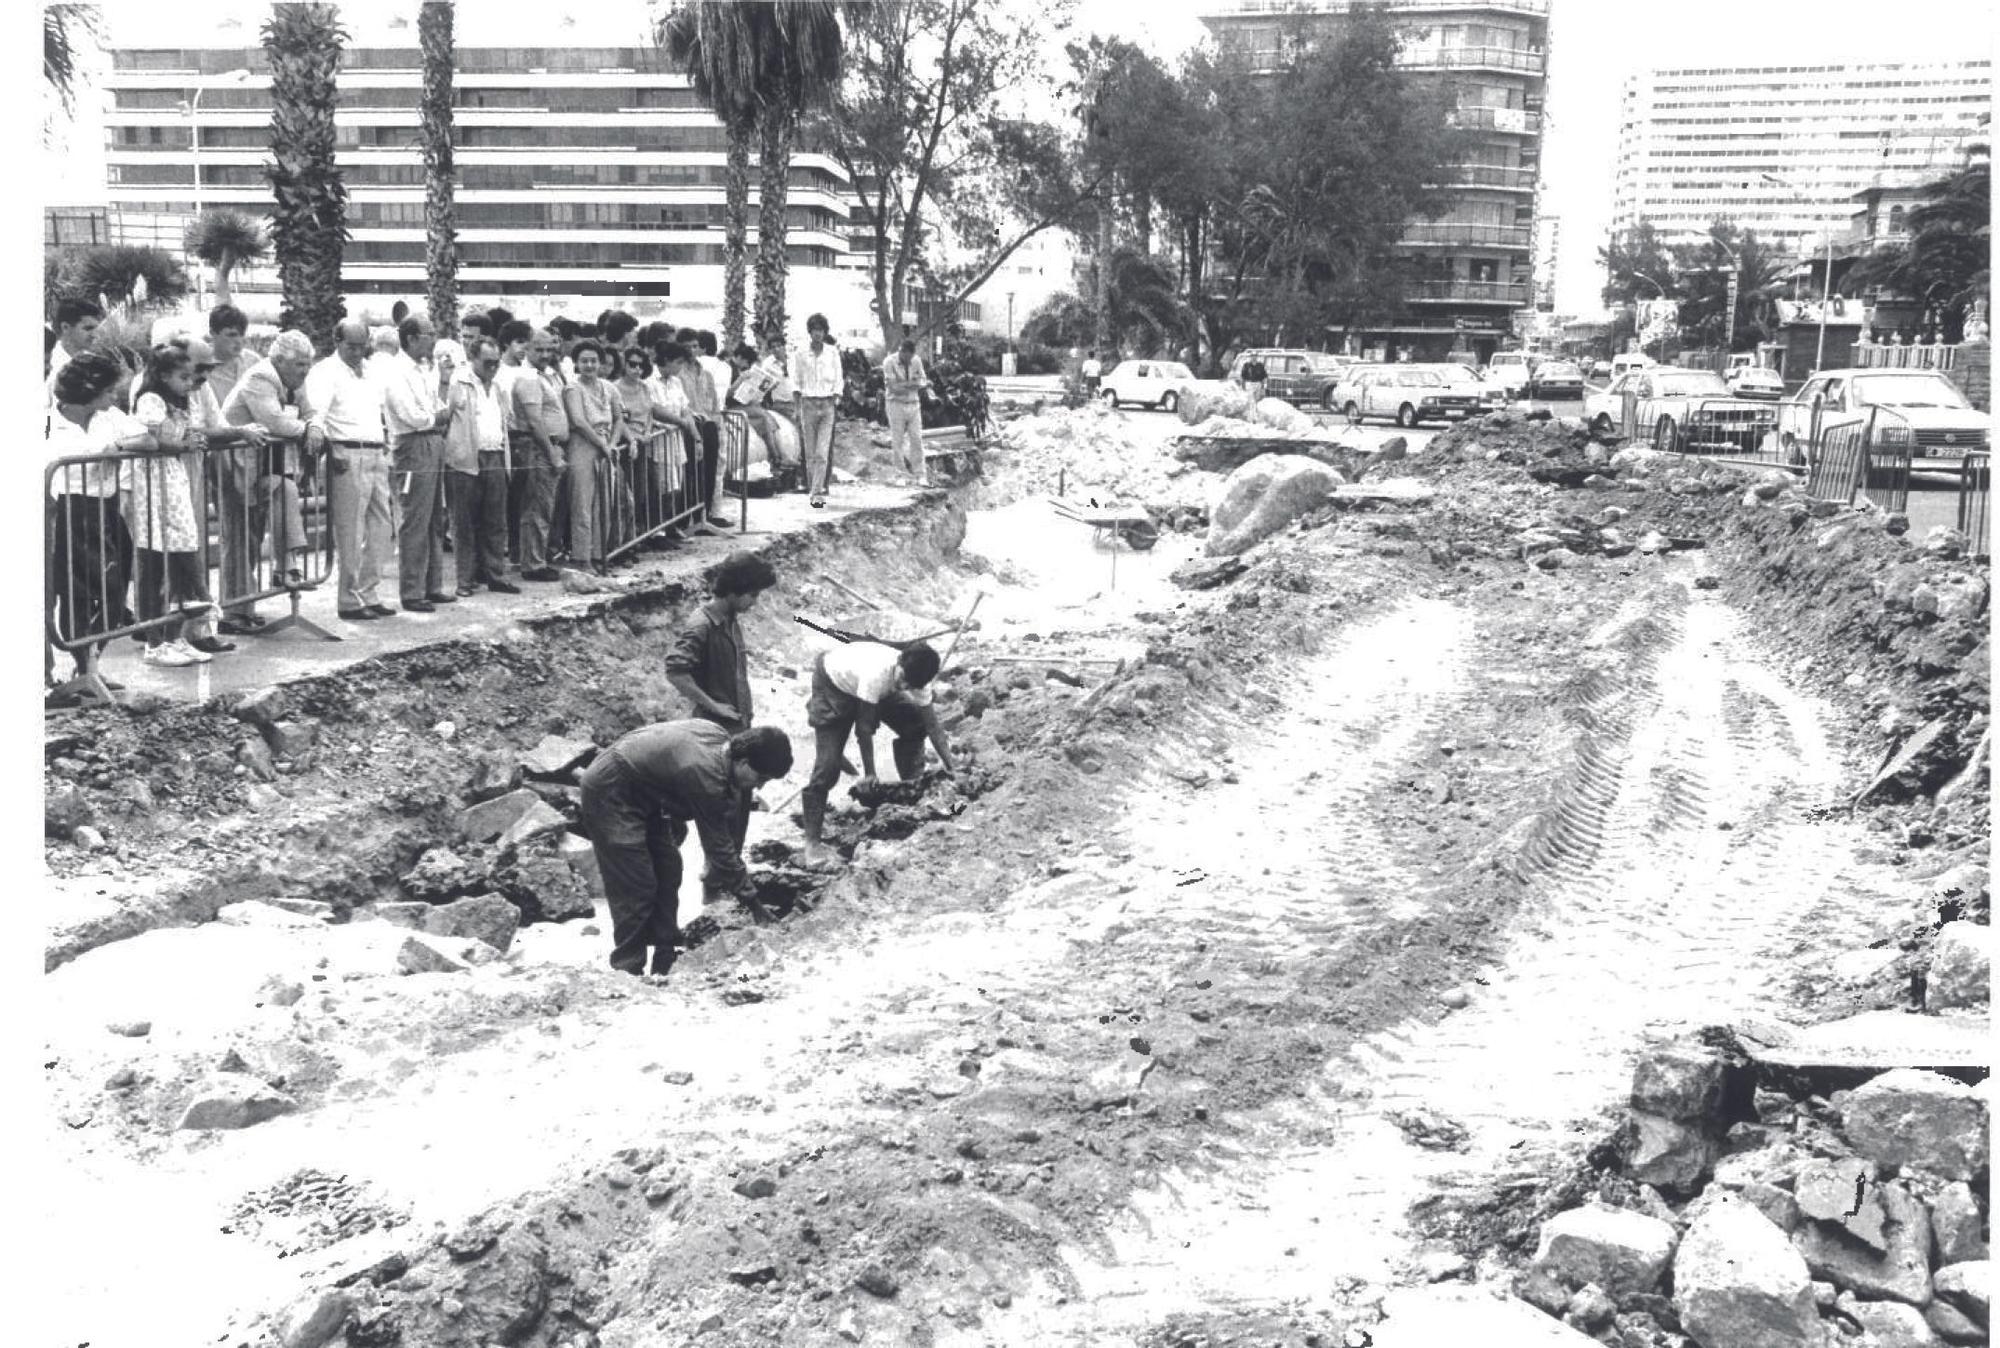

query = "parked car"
[[1484, 351, 1536, 397], [1590, 359, 1613, 380], [1409, 363, 1507, 412], [1724, 366, 1785, 400], [1334, 366, 1487, 427], [1610, 353, 1653, 380], [1524, 360, 1586, 400], [1583, 368, 1776, 452], [1227, 348, 1357, 407], [1777, 368, 1990, 467], [1099, 359, 1196, 411]]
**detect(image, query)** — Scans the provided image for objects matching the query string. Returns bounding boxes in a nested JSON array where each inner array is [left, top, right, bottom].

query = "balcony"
[[1399, 222, 1532, 249], [1401, 45, 1546, 74], [1446, 106, 1541, 135], [1439, 164, 1536, 191], [1404, 279, 1530, 304]]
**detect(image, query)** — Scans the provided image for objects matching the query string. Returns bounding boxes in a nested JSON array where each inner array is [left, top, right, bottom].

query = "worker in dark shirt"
[[1241, 355, 1268, 404], [579, 720, 793, 979], [664, 550, 777, 855]]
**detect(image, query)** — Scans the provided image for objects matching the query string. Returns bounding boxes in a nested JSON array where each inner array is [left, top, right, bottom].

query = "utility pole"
[[1761, 172, 1834, 373]]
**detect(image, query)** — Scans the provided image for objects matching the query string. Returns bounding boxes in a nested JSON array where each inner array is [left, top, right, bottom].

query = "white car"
[[1484, 351, 1535, 397], [1333, 366, 1488, 427], [1410, 363, 1507, 412], [1584, 368, 1777, 452], [1099, 359, 1195, 412], [1725, 366, 1785, 400], [1778, 368, 1990, 467]]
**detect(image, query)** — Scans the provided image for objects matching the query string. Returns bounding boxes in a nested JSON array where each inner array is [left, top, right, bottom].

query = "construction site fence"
[[599, 412, 749, 564], [1957, 450, 1990, 559], [46, 434, 338, 698], [1620, 391, 1780, 460], [1805, 406, 1875, 505]]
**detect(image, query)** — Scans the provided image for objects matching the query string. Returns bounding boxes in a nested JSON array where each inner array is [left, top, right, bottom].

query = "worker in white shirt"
[[790, 312, 845, 509], [881, 336, 928, 477], [1081, 349, 1103, 394], [798, 639, 958, 868], [380, 315, 456, 611], [304, 319, 397, 621]]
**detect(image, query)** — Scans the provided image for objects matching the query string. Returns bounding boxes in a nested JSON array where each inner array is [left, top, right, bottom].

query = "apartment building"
[[1199, 0, 1550, 362], [96, 27, 876, 338], [1611, 60, 1993, 255]]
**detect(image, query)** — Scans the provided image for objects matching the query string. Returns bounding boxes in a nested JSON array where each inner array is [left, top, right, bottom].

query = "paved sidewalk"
[[79, 483, 919, 706]]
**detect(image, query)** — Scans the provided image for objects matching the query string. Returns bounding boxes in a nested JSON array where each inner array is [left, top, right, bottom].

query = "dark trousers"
[[48, 494, 132, 653], [132, 547, 209, 641], [505, 452, 529, 564], [393, 431, 449, 602], [580, 757, 687, 975], [696, 417, 721, 513], [447, 452, 511, 588], [800, 653, 927, 840]]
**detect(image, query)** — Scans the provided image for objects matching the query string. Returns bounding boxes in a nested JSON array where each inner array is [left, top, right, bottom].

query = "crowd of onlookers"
[[45, 297, 934, 691]]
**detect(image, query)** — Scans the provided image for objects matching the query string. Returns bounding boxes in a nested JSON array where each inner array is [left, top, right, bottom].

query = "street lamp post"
[[1708, 230, 1741, 354], [1007, 291, 1016, 351], [178, 68, 253, 310], [1762, 172, 1834, 373]]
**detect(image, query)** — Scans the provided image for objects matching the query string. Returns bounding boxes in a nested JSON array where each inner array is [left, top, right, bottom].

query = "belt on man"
[[329, 439, 384, 448], [801, 393, 838, 402]]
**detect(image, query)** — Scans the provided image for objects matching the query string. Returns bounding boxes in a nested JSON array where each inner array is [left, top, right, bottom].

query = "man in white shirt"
[[798, 639, 958, 868], [305, 319, 396, 620], [46, 298, 104, 399], [1080, 349, 1103, 394], [496, 319, 535, 564], [790, 312, 845, 508], [444, 336, 520, 596], [381, 315, 455, 611], [880, 336, 928, 478]]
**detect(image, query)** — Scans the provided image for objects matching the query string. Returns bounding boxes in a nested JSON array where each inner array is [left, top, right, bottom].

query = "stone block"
[[1928, 1298, 1984, 1342], [45, 785, 97, 839], [497, 799, 569, 851], [1933, 1262, 1988, 1324], [421, 893, 519, 955], [395, 934, 488, 975], [398, 846, 489, 904], [263, 718, 320, 760], [519, 734, 598, 780], [1205, 454, 1343, 557], [1846, 1297, 1945, 1348], [372, 902, 432, 930], [1532, 1204, 1677, 1297], [279, 1289, 352, 1348], [491, 849, 595, 923], [465, 752, 524, 804], [177, 1071, 299, 1130], [557, 832, 604, 897], [1927, 923, 1991, 1011], [1674, 1194, 1820, 1348], [235, 736, 278, 781], [1624, 1110, 1720, 1196], [459, 788, 541, 843], [1929, 1183, 1989, 1265], [216, 900, 321, 930], [231, 685, 288, 728], [1794, 1156, 1887, 1252], [1795, 1179, 1933, 1307], [1842, 1069, 1989, 1182]]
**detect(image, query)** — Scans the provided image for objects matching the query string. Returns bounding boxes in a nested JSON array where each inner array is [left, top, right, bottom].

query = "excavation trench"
[[37, 425, 1955, 1348]]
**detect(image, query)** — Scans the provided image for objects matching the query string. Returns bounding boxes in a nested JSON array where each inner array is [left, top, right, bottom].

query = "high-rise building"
[[1611, 60, 1993, 255], [97, 35, 875, 338], [1198, 0, 1550, 362]]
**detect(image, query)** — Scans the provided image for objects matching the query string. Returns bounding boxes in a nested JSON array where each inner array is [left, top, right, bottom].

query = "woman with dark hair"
[[47, 351, 149, 688], [561, 339, 625, 573], [613, 347, 660, 538], [127, 345, 227, 665]]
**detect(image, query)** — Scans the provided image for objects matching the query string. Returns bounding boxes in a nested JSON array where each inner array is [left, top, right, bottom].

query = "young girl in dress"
[[127, 345, 229, 666]]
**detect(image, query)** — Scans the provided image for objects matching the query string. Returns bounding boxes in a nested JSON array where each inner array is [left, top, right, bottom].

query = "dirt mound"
[[982, 403, 1207, 512]]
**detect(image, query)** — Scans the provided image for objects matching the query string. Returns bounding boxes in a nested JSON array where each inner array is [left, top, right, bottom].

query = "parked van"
[[1610, 353, 1653, 379]]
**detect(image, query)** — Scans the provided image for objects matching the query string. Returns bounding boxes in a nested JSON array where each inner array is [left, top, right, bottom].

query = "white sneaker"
[[171, 637, 213, 664], [141, 642, 199, 668]]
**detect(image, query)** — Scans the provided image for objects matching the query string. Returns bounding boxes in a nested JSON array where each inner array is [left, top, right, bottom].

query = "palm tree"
[[419, 0, 458, 334], [185, 209, 271, 305], [44, 3, 101, 136], [658, 2, 760, 349], [263, 2, 349, 351], [750, 2, 845, 350]]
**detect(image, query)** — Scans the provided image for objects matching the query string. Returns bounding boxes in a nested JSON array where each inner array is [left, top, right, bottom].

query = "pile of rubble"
[[986, 402, 1207, 510]]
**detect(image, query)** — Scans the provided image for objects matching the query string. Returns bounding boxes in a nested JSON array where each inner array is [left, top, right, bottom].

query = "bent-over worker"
[[800, 640, 958, 868], [579, 721, 794, 980]]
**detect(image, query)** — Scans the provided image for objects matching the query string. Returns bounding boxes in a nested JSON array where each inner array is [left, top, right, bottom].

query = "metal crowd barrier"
[[1650, 398, 1780, 457], [1806, 407, 1876, 506], [601, 413, 748, 564], [1957, 451, 1991, 560], [722, 409, 751, 531], [45, 435, 337, 707], [1857, 407, 1914, 515]]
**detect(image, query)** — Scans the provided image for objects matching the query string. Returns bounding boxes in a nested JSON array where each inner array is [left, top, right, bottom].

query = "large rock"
[[45, 785, 97, 839], [398, 846, 489, 904], [519, 734, 598, 780], [1740, 1011, 1991, 1076], [231, 685, 288, 728], [1625, 1110, 1720, 1196], [263, 718, 320, 760], [1933, 1262, 1989, 1324], [1927, 923, 1990, 1011], [395, 934, 495, 975], [1842, 1069, 1989, 1182], [278, 1289, 352, 1348], [460, 788, 542, 843], [1249, 396, 1314, 432], [497, 800, 568, 852], [1674, 1194, 1820, 1348], [1532, 1204, 1677, 1297], [1794, 1157, 1887, 1252], [1846, 1297, 1945, 1348], [464, 752, 524, 804], [1205, 454, 1343, 558], [1930, 1183, 1989, 1265], [1796, 1179, 1934, 1307], [1631, 1044, 1727, 1120], [177, 1072, 299, 1130], [557, 832, 604, 897], [422, 893, 519, 955], [491, 849, 594, 923]]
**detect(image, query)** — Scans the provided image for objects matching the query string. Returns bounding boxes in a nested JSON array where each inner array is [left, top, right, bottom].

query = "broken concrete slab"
[[1927, 922, 1991, 1012], [1933, 1261, 1989, 1324], [1674, 1194, 1820, 1348], [177, 1071, 299, 1131], [216, 900, 323, 930], [1930, 1183, 1990, 1265], [371, 902, 432, 930], [491, 850, 595, 923], [1844, 1297, 1944, 1348], [262, 718, 320, 760], [460, 788, 542, 843], [230, 685, 288, 729], [1793, 1157, 1887, 1252], [519, 734, 598, 780], [395, 933, 498, 975], [1374, 1284, 1600, 1346], [1841, 1069, 1989, 1182], [1736, 1011, 1990, 1076], [1532, 1204, 1677, 1296], [398, 846, 490, 904], [1795, 1179, 1939, 1306], [1624, 1110, 1719, 1196], [464, 752, 525, 804], [422, 893, 519, 955], [497, 799, 569, 851]]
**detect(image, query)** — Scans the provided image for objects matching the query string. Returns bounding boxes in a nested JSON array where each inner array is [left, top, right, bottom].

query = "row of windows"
[[114, 47, 672, 75], [115, 123, 858, 162], [349, 240, 841, 268], [110, 163, 850, 193], [347, 201, 846, 231], [113, 87, 707, 112]]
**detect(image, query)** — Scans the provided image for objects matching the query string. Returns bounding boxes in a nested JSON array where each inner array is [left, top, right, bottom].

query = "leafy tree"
[[1020, 291, 1094, 350], [184, 209, 270, 305], [1845, 147, 1990, 341], [1598, 222, 1677, 308], [419, 0, 459, 333], [816, 0, 1105, 352], [44, 3, 101, 141], [1672, 222, 1787, 352], [263, 2, 350, 351], [59, 245, 189, 310], [658, 2, 760, 349]]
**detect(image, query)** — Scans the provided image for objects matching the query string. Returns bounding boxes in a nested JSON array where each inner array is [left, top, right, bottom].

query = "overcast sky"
[[41, 0, 1999, 316]]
